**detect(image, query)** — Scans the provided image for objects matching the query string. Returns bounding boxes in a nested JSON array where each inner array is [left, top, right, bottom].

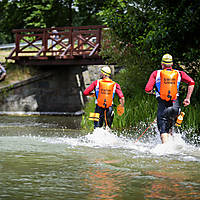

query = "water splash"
[[35, 127, 200, 161], [39, 128, 133, 148], [80, 128, 129, 148], [151, 134, 189, 155]]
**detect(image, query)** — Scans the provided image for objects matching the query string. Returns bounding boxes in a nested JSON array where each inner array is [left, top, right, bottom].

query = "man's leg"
[[106, 106, 114, 128], [165, 99, 180, 137], [94, 105, 104, 129], [157, 98, 173, 143], [158, 99, 180, 143], [161, 133, 169, 143], [157, 98, 168, 143]]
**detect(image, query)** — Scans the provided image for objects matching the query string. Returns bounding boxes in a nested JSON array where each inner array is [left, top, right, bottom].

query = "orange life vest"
[[96, 78, 116, 108], [160, 69, 178, 101]]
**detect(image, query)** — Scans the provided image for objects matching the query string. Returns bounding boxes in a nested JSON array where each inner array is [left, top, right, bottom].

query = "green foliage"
[[112, 93, 157, 130], [101, 28, 155, 97], [81, 98, 96, 132], [73, 0, 108, 26], [99, 0, 200, 70], [0, 0, 107, 44], [23, 1, 53, 28], [0, 32, 9, 44]]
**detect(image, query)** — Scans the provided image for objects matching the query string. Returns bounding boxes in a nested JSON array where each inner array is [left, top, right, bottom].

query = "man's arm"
[[83, 81, 97, 96], [183, 85, 194, 106], [119, 97, 125, 107], [145, 71, 157, 94], [115, 83, 125, 107], [180, 71, 195, 106]]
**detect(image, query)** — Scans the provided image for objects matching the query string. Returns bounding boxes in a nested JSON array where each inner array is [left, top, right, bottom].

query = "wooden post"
[[15, 32, 20, 57], [43, 30, 47, 57], [98, 27, 102, 53], [69, 28, 73, 57]]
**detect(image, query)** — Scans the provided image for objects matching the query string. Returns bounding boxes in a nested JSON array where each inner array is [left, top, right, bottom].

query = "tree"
[[99, 0, 200, 69], [0, 0, 52, 42], [73, 0, 108, 26], [98, 0, 200, 102], [0, 0, 106, 43]]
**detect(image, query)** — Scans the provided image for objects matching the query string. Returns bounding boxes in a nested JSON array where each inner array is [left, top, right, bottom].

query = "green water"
[[0, 116, 199, 200]]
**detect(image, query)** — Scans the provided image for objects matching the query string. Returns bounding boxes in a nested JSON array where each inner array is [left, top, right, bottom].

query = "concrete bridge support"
[[0, 66, 87, 115]]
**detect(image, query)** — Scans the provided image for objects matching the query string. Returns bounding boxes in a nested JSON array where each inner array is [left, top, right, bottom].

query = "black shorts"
[[157, 97, 180, 134], [94, 104, 114, 129]]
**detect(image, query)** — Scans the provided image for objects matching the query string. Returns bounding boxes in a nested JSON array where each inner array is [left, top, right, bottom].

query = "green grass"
[[0, 50, 37, 88], [81, 93, 157, 132], [182, 103, 200, 130], [81, 98, 96, 132], [112, 94, 157, 129], [1, 63, 38, 88], [0, 50, 12, 63]]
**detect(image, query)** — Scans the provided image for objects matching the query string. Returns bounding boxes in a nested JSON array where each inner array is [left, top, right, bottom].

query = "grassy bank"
[[0, 50, 38, 88], [0, 63, 39, 89], [0, 49, 11, 63]]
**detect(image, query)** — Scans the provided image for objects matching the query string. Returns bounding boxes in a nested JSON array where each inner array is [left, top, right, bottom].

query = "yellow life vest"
[[96, 78, 116, 108], [160, 69, 178, 101]]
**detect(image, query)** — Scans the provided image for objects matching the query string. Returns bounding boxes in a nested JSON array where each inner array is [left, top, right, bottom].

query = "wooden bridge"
[[6, 25, 107, 66]]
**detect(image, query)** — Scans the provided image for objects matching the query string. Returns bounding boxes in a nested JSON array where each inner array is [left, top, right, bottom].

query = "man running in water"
[[145, 54, 195, 143], [83, 66, 125, 129]]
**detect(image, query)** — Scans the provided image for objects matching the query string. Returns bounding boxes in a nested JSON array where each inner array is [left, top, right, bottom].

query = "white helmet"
[[161, 53, 173, 65], [101, 66, 111, 76]]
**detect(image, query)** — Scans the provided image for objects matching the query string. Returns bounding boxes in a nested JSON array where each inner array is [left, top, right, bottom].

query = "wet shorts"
[[94, 104, 114, 129], [157, 97, 180, 134]]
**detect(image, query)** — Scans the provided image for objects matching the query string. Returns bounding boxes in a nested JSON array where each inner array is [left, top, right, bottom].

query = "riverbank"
[[0, 50, 10, 63], [0, 50, 39, 88]]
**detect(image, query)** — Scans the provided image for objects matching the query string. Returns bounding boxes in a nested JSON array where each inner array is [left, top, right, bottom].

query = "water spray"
[[135, 118, 157, 143]]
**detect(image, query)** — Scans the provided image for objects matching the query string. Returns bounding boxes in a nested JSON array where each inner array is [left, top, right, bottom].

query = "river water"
[[0, 116, 199, 200]]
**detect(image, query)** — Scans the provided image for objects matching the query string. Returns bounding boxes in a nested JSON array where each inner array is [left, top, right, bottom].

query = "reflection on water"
[[145, 169, 200, 199], [84, 166, 124, 200], [0, 116, 200, 200], [0, 115, 82, 129]]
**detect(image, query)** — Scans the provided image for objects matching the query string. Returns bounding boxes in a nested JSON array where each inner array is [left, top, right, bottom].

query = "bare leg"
[[161, 133, 169, 144]]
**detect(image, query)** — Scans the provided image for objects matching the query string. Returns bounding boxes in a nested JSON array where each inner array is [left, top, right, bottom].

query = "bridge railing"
[[7, 25, 107, 61]]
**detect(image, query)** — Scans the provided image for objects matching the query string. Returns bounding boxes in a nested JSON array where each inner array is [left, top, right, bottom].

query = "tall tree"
[[0, 0, 106, 43], [99, 0, 200, 69], [73, 0, 108, 26], [45, 0, 75, 27], [98, 0, 200, 101]]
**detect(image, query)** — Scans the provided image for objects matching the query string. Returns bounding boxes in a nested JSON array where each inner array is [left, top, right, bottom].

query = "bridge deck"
[[6, 25, 107, 66]]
